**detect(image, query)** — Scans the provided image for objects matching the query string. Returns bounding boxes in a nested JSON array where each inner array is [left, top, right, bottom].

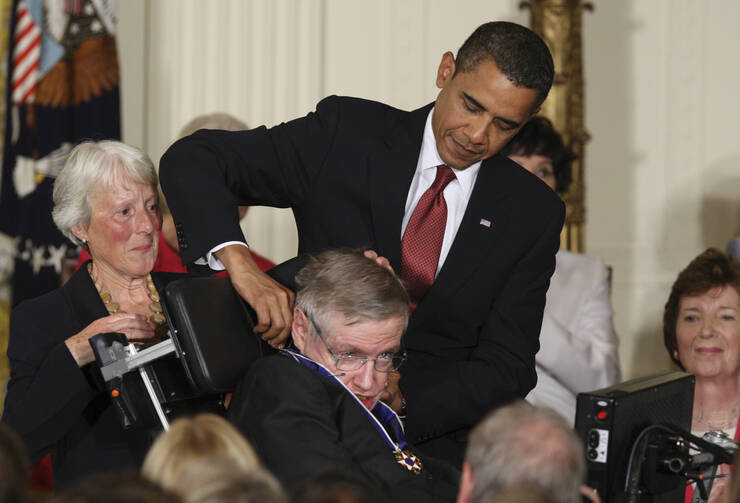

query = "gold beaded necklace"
[[87, 263, 167, 325]]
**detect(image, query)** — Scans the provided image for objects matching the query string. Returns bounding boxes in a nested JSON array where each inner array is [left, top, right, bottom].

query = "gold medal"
[[394, 448, 423, 475]]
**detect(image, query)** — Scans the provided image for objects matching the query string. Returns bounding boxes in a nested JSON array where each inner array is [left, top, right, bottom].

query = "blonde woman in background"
[[176, 459, 286, 503], [141, 413, 260, 492]]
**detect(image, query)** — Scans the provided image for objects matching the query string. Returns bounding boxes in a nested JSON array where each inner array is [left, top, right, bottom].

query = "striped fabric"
[[11, 0, 41, 104]]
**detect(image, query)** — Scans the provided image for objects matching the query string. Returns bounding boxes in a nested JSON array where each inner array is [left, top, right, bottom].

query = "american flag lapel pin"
[[479, 218, 492, 228]]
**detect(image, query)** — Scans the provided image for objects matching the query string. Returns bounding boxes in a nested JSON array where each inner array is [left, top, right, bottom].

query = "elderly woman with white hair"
[[2, 140, 167, 489]]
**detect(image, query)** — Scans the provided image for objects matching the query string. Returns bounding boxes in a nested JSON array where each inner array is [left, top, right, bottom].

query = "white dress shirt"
[[401, 109, 481, 275], [203, 107, 480, 271]]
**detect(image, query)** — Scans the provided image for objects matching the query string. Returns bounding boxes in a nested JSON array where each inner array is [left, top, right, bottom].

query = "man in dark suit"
[[160, 21, 564, 467], [229, 249, 459, 501]]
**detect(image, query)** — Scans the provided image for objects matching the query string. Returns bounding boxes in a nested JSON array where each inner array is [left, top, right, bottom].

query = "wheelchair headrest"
[[160, 255, 306, 394]]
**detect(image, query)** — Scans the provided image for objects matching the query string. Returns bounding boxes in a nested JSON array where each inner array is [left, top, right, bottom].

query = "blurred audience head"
[[492, 486, 554, 503], [292, 249, 409, 410], [663, 248, 740, 370], [178, 112, 248, 138], [499, 115, 575, 194], [49, 470, 180, 503], [159, 112, 249, 218], [175, 460, 286, 503], [0, 422, 30, 503], [291, 469, 384, 503], [141, 413, 260, 492], [457, 400, 584, 503]]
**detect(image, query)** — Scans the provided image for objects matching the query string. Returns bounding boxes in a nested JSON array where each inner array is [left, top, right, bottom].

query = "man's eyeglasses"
[[306, 312, 406, 372]]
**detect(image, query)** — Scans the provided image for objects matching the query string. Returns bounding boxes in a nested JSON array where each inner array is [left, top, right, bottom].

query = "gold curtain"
[[521, 0, 592, 252], [0, 0, 14, 413]]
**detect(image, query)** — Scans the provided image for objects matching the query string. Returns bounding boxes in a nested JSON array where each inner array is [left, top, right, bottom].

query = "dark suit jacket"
[[160, 95, 565, 466], [229, 354, 459, 501], [1, 264, 154, 488]]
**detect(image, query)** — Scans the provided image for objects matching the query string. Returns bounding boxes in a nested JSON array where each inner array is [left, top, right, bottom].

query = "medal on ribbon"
[[281, 348, 424, 475], [394, 448, 423, 474]]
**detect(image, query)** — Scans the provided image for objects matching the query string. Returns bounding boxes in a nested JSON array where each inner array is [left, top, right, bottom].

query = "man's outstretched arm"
[[159, 97, 343, 346]]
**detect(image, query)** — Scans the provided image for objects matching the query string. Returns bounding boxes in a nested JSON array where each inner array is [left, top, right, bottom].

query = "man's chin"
[[440, 151, 478, 171], [356, 395, 379, 410], [443, 139, 485, 169]]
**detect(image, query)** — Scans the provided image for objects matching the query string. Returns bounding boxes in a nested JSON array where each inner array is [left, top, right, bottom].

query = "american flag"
[[0, 0, 121, 307], [10, 0, 41, 104]]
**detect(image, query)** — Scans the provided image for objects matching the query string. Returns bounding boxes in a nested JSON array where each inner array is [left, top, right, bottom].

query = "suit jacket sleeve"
[[536, 256, 621, 393], [2, 297, 98, 463], [159, 97, 342, 266], [401, 200, 564, 440]]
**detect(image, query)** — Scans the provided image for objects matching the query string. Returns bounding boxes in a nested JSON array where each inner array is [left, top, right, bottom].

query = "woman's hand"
[[65, 313, 157, 367]]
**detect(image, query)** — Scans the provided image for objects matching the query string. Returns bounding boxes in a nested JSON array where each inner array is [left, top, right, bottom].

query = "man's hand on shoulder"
[[216, 244, 295, 347]]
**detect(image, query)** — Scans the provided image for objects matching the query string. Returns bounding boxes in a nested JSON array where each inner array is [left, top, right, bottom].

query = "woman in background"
[[141, 413, 287, 503], [663, 248, 740, 503], [141, 413, 260, 492], [501, 117, 621, 424]]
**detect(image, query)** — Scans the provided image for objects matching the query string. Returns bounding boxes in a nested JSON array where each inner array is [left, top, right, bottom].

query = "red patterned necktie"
[[401, 164, 457, 311]]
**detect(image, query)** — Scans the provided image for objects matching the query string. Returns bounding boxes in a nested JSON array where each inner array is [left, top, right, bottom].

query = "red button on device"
[[597, 410, 607, 420]]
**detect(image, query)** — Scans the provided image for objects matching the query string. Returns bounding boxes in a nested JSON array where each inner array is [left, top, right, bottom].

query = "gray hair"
[[294, 249, 409, 335], [156, 113, 249, 216], [178, 112, 248, 138], [465, 401, 585, 503], [52, 140, 157, 247]]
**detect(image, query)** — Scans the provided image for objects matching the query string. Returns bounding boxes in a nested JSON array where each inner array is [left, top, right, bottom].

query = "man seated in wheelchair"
[[228, 249, 459, 501]]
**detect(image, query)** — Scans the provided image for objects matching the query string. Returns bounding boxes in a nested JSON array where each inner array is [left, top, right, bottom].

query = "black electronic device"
[[575, 371, 695, 503]]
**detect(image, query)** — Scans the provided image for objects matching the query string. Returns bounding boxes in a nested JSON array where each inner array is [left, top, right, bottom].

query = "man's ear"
[[291, 308, 309, 353], [436, 51, 456, 89], [71, 224, 89, 244], [456, 461, 474, 503]]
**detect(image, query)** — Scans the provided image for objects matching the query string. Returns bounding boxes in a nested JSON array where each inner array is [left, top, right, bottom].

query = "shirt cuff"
[[198, 241, 250, 270]]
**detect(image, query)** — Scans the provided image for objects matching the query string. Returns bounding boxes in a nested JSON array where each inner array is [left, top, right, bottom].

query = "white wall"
[[117, 0, 526, 263], [117, 0, 740, 379], [584, 0, 740, 378], [116, 0, 147, 151]]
